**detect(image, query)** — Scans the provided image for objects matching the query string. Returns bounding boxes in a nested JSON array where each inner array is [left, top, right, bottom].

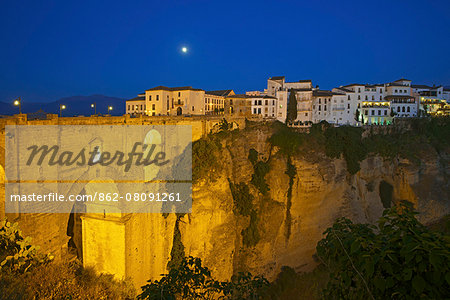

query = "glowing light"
[[14, 100, 20, 106], [181, 47, 188, 53], [61, 105, 66, 109], [91, 104, 95, 108]]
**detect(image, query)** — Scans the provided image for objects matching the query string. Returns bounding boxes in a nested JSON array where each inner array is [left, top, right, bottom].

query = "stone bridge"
[[0, 113, 256, 288]]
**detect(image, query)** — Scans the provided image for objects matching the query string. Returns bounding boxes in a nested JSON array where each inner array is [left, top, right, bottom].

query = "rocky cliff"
[[175, 121, 449, 284]]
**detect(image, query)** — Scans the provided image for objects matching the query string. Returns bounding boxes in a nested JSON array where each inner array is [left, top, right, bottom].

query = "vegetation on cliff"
[[139, 256, 269, 300], [268, 117, 450, 174], [0, 218, 135, 299], [316, 202, 450, 299]]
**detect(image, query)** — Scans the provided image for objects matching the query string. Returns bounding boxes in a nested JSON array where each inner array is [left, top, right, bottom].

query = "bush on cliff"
[[316, 202, 450, 299], [139, 256, 269, 300], [0, 218, 53, 274], [0, 218, 135, 299]]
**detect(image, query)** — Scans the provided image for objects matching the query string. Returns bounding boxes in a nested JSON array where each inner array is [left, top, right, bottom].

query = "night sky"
[[1, 0, 449, 103]]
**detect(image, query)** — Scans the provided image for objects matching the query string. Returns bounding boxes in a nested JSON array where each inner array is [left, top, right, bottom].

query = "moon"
[[181, 47, 188, 53]]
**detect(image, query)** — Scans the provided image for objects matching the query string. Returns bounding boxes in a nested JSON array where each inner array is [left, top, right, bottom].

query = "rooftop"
[[205, 89, 234, 96], [127, 96, 145, 101], [145, 86, 203, 92], [269, 76, 285, 81]]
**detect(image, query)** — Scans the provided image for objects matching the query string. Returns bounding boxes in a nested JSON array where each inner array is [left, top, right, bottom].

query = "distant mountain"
[[0, 95, 125, 116]]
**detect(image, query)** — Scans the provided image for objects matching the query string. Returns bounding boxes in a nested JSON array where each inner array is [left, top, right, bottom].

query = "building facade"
[[204, 90, 235, 115], [126, 94, 146, 115]]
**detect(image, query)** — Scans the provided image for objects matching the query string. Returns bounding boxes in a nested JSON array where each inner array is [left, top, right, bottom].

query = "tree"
[[354, 108, 360, 123], [138, 256, 268, 300], [390, 108, 397, 117], [286, 89, 297, 123], [316, 202, 450, 299]]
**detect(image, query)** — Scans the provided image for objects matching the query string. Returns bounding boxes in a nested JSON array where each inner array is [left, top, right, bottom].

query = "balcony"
[[174, 100, 185, 106]]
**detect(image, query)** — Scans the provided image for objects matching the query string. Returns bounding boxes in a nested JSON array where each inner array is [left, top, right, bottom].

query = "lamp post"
[[13, 97, 22, 114], [108, 106, 113, 114], [60, 104, 66, 117], [91, 103, 97, 115]]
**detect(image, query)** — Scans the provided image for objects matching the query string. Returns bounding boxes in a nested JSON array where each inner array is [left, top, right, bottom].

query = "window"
[[192, 106, 195, 111], [384, 110, 387, 115], [149, 95, 152, 101], [152, 104, 155, 110], [365, 110, 368, 115], [178, 92, 181, 97], [371, 110, 374, 115], [348, 95, 350, 100], [358, 95, 361, 100], [319, 98, 321, 104], [265, 100, 268, 105], [365, 95, 368, 100], [305, 112, 308, 116], [140, 105, 143, 110], [348, 103, 350, 109], [156, 95, 159, 101], [402, 107, 405, 112], [372, 96, 374, 100], [378, 110, 381, 115], [324, 105, 327, 110], [397, 107, 400, 112], [318, 105, 321, 111], [407, 107, 410, 112], [127, 105, 130, 110], [358, 88, 361, 93]]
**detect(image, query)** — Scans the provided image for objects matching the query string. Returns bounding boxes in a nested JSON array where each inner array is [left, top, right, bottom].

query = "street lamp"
[[91, 103, 97, 115], [108, 106, 113, 114], [13, 97, 22, 114], [60, 104, 66, 117]]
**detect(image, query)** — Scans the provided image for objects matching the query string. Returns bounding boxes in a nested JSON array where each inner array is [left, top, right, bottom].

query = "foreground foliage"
[[139, 256, 269, 300], [0, 218, 135, 299], [0, 219, 53, 274], [316, 202, 450, 299]]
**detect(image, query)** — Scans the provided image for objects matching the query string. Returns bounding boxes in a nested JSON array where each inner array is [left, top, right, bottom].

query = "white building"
[[330, 87, 359, 126], [126, 94, 146, 115], [413, 84, 449, 116], [385, 79, 416, 118], [249, 95, 277, 118], [266, 76, 315, 123]]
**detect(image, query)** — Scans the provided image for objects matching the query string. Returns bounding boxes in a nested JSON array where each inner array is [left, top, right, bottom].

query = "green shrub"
[[0, 218, 53, 274], [192, 137, 222, 183], [229, 181, 254, 216], [250, 161, 270, 196], [248, 148, 258, 166], [0, 219, 135, 299], [241, 210, 260, 247], [268, 122, 304, 156], [316, 202, 450, 299], [139, 256, 268, 300]]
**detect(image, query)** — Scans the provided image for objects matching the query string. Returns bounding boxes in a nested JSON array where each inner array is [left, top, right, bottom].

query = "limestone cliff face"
[[177, 126, 449, 283]]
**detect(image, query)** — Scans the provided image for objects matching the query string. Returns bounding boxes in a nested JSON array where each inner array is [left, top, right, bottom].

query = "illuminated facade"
[[126, 94, 146, 115], [204, 90, 235, 115], [412, 84, 450, 116], [249, 95, 277, 118]]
